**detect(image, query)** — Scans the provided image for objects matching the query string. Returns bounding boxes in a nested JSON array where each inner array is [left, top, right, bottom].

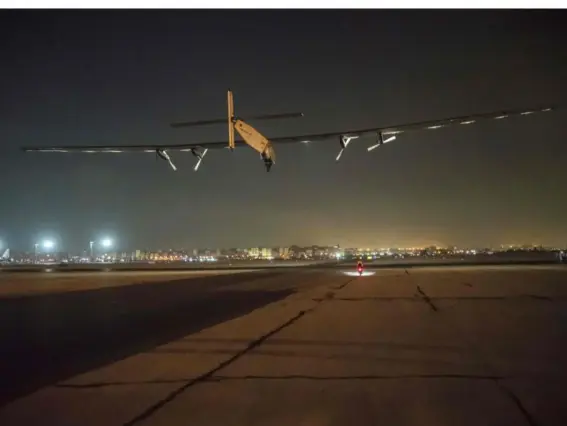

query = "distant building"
[[279, 247, 290, 259], [134, 250, 145, 261], [220, 248, 235, 257]]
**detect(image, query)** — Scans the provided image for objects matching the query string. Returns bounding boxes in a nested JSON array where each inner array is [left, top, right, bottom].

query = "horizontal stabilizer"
[[171, 117, 229, 128], [171, 112, 303, 128], [245, 112, 304, 121]]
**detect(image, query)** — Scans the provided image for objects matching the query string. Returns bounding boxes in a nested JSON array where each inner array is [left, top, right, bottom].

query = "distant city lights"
[[0, 237, 564, 266]]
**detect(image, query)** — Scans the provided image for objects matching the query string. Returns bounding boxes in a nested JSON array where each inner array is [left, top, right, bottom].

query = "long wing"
[[21, 105, 557, 153], [21, 141, 246, 153], [265, 105, 557, 144]]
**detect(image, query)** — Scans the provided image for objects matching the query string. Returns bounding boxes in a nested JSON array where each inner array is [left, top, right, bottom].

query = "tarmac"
[[0, 265, 566, 425]]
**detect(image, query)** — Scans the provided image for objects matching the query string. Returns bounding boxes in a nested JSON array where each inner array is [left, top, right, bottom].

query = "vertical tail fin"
[[227, 89, 235, 149]]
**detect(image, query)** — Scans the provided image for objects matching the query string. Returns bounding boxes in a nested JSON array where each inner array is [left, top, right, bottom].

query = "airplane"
[[0, 249, 11, 264], [21, 89, 558, 172]]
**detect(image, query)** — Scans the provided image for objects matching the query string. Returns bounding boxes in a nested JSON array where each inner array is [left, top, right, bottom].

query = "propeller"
[[336, 135, 359, 162], [193, 148, 208, 171], [156, 149, 177, 171], [367, 134, 396, 152]]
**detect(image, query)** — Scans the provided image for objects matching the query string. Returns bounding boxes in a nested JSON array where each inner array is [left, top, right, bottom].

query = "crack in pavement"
[[497, 383, 541, 426], [121, 276, 356, 426], [438, 295, 555, 301], [331, 278, 356, 290], [415, 286, 438, 312], [207, 373, 505, 382], [522, 294, 552, 301], [400, 267, 436, 313], [122, 308, 313, 426], [54, 373, 507, 389], [311, 295, 556, 303], [436, 290, 542, 426], [56, 379, 187, 389], [312, 297, 419, 302]]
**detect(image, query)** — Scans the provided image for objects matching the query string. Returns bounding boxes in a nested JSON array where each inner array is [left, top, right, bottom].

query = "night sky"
[[1, 10, 566, 252]]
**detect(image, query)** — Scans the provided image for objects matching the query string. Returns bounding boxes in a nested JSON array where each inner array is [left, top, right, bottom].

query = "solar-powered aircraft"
[[21, 89, 557, 172]]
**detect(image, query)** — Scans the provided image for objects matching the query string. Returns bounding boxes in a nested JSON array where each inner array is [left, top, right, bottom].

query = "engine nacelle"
[[264, 144, 276, 163]]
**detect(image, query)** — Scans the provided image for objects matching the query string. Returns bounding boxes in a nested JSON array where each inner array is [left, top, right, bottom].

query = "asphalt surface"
[[0, 269, 313, 406], [1, 265, 566, 425]]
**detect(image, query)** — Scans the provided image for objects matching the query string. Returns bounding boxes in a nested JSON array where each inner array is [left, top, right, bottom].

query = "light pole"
[[43, 240, 57, 261], [101, 239, 113, 262], [43, 240, 55, 261], [90, 239, 113, 263], [35, 240, 55, 263]]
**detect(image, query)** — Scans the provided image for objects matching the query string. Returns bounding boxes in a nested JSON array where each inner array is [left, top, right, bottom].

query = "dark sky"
[[1, 10, 566, 252]]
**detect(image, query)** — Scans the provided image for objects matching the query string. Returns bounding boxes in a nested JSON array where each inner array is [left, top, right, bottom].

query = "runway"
[[0, 269, 260, 297], [0, 268, 317, 406], [1, 265, 566, 425]]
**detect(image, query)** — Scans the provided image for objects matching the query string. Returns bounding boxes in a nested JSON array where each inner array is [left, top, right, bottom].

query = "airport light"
[[88, 238, 114, 263]]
